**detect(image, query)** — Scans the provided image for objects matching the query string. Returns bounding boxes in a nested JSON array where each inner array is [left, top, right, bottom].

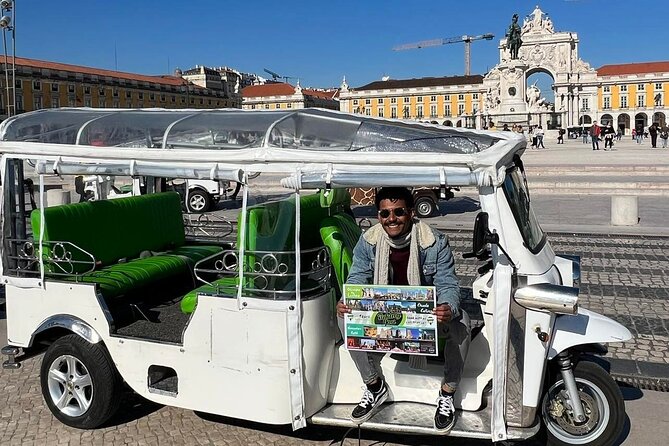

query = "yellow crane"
[[393, 33, 494, 76]]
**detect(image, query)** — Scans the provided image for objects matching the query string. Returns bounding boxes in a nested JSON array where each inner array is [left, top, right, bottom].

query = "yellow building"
[[338, 75, 485, 128], [0, 56, 238, 120], [594, 61, 669, 131], [241, 82, 339, 110]]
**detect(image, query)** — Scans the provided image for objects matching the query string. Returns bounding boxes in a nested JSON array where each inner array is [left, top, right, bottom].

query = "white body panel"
[[548, 307, 633, 359], [5, 280, 336, 424]]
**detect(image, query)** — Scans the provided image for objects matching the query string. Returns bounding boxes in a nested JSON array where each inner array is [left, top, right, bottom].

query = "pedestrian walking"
[[635, 124, 643, 144], [649, 123, 659, 148], [589, 121, 601, 150], [582, 127, 589, 144], [557, 127, 565, 144], [603, 123, 615, 150], [660, 126, 669, 148], [616, 127, 623, 141], [536, 125, 545, 148]]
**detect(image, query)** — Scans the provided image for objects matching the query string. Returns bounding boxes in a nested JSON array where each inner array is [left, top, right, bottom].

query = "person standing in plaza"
[[589, 121, 601, 150], [649, 122, 659, 148], [529, 126, 537, 149], [536, 125, 546, 149], [557, 127, 565, 144], [582, 127, 589, 144], [660, 126, 669, 148], [603, 123, 615, 150], [635, 124, 643, 144]]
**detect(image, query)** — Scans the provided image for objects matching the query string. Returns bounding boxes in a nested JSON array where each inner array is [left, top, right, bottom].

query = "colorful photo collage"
[[343, 284, 438, 356]]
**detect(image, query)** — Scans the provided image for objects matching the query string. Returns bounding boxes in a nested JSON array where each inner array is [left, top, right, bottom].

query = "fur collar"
[[363, 220, 436, 249]]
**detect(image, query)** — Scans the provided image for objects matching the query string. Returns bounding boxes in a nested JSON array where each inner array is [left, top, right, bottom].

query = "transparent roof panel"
[[79, 111, 197, 147], [0, 109, 112, 143], [351, 121, 498, 154], [0, 108, 502, 154], [165, 110, 285, 149]]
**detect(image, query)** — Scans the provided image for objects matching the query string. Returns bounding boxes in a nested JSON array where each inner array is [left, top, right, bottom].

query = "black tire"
[[40, 334, 121, 429], [542, 360, 625, 446], [186, 189, 211, 213], [414, 196, 436, 218]]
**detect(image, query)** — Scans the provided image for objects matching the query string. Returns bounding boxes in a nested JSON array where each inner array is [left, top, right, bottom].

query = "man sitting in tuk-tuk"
[[336, 187, 470, 432]]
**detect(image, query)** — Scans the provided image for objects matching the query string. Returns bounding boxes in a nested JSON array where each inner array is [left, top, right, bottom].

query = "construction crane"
[[263, 68, 297, 83], [393, 33, 494, 76]]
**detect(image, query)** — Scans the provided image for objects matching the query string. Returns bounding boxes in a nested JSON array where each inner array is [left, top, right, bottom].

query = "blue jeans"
[[591, 136, 599, 150], [636, 134, 643, 144], [338, 311, 471, 390], [662, 138, 668, 148]]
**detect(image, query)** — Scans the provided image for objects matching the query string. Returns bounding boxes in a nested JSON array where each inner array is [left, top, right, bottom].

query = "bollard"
[[611, 196, 638, 226], [45, 189, 71, 207]]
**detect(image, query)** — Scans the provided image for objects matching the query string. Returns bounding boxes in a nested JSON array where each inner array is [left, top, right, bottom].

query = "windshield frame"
[[501, 164, 546, 255]]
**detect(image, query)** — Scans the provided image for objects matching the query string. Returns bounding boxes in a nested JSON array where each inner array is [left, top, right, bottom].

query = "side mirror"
[[463, 212, 499, 260]]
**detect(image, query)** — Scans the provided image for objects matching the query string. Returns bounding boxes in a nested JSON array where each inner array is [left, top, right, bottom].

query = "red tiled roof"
[[7, 56, 190, 87], [304, 88, 339, 100], [356, 75, 484, 91], [242, 82, 296, 97], [596, 61, 669, 76]]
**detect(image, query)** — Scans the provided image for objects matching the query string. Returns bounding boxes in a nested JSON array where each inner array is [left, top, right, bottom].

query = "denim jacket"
[[346, 222, 461, 318]]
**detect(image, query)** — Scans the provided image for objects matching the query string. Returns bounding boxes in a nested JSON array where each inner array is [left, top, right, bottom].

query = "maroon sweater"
[[389, 246, 410, 285]]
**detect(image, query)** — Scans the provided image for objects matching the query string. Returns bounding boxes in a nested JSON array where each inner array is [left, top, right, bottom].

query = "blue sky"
[[15, 0, 669, 89]]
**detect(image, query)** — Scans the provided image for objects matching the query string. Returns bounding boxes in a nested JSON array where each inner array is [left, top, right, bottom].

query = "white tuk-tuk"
[[0, 108, 631, 445]]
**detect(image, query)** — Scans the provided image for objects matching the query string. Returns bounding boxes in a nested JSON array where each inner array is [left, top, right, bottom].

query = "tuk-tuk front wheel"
[[40, 334, 121, 429], [541, 360, 624, 446]]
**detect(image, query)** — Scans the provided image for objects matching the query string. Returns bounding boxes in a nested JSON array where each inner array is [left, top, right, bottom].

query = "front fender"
[[548, 308, 632, 359], [30, 314, 103, 347]]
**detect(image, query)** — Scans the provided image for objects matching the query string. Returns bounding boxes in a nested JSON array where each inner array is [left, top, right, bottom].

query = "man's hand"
[[433, 304, 453, 323], [336, 300, 351, 318]]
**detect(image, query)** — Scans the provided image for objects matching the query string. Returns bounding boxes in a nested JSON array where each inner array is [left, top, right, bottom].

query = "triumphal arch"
[[484, 6, 597, 128]]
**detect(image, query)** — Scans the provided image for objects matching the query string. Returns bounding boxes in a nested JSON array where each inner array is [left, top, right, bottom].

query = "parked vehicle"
[[76, 175, 230, 213], [0, 108, 630, 445]]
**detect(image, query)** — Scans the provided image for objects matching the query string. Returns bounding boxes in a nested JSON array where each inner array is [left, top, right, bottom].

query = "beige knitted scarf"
[[365, 221, 428, 286]]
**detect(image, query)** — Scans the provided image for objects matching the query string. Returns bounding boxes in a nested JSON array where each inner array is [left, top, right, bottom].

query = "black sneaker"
[[434, 391, 456, 433], [351, 381, 388, 424]]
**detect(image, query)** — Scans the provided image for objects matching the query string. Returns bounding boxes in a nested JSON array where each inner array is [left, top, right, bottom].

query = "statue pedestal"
[[497, 61, 528, 117]]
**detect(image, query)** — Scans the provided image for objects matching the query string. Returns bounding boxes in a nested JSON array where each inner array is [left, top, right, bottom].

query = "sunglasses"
[[378, 207, 409, 218]]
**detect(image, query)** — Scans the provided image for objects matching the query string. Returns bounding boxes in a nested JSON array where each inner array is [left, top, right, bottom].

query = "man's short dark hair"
[[375, 187, 414, 209]]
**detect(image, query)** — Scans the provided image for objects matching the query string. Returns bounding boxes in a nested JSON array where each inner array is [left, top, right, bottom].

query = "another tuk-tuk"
[[0, 108, 631, 445]]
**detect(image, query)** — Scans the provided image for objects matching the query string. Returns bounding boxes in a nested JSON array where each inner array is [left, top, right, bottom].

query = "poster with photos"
[[343, 284, 438, 356]]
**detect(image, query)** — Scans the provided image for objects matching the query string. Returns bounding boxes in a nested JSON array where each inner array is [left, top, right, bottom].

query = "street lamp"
[[1, 0, 15, 117]]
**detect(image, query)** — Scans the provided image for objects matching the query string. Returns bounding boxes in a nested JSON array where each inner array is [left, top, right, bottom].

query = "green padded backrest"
[[31, 192, 185, 273], [319, 213, 362, 295], [319, 188, 352, 216], [239, 192, 333, 253]]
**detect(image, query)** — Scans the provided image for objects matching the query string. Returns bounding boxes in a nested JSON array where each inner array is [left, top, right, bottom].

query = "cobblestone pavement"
[[1, 230, 667, 445]]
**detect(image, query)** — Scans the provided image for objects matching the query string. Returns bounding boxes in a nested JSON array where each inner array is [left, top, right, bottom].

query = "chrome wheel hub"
[[47, 354, 93, 417]]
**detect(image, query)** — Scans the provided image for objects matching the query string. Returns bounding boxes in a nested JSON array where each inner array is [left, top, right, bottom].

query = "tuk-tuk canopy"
[[0, 108, 526, 187]]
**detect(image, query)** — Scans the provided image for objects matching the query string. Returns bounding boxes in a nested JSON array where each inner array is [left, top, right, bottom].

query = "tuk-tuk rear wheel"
[[541, 360, 624, 446], [40, 334, 121, 429]]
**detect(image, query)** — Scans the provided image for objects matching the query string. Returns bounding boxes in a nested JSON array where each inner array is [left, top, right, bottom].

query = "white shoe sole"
[[350, 390, 388, 425], [434, 415, 455, 433]]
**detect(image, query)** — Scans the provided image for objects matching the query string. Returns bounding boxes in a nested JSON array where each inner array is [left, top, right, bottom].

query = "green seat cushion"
[[75, 254, 194, 298], [168, 245, 223, 264], [319, 214, 361, 296], [181, 277, 239, 314]]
